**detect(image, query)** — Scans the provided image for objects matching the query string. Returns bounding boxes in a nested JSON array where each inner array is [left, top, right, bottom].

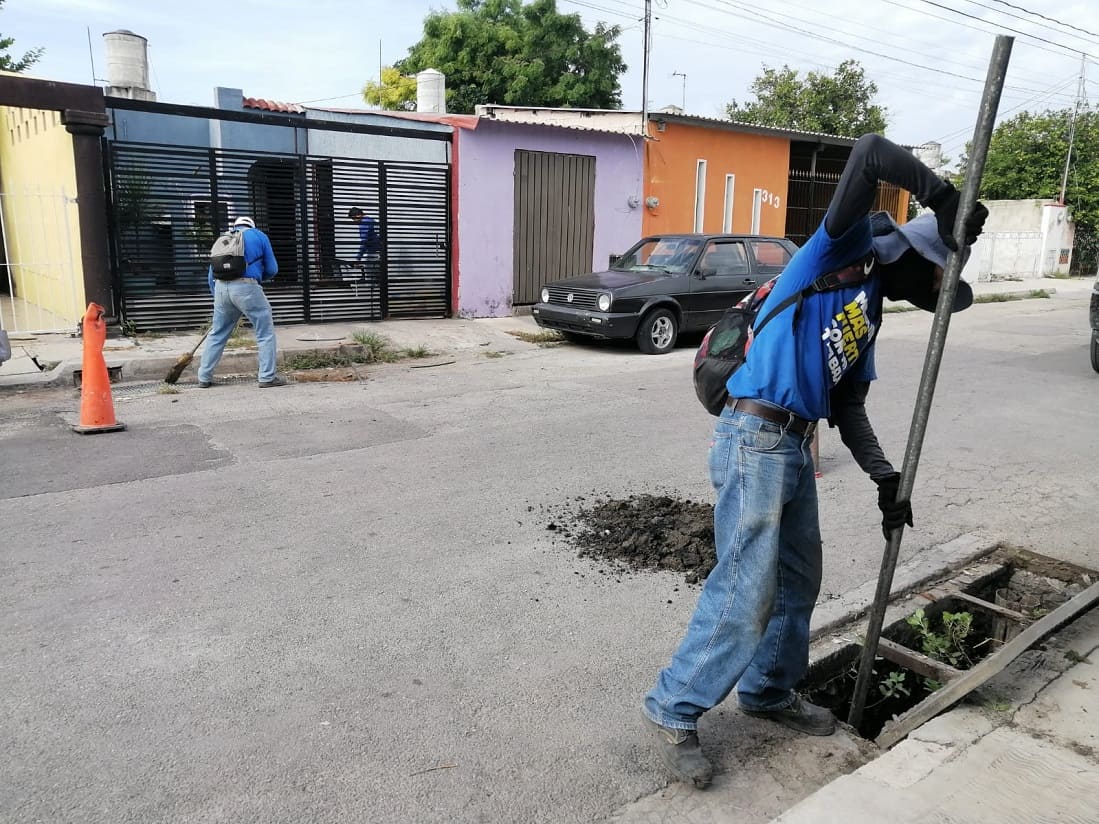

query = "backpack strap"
[[753, 254, 876, 337]]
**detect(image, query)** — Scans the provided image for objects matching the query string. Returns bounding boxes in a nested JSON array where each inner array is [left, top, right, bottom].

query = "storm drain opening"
[[803, 546, 1099, 744]]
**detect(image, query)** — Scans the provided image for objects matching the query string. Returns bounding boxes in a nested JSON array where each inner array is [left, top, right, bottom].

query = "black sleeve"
[[827, 377, 895, 482], [824, 134, 954, 239]]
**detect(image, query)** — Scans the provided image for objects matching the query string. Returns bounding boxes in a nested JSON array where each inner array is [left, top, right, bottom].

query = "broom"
[[163, 327, 211, 384]]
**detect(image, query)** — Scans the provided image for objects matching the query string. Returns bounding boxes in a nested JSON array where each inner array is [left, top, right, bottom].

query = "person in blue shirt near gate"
[[642, 134, 988, 788], [198, 216, 286, 388]]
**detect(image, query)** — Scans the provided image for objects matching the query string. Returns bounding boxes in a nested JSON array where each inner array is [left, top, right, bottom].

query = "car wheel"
[[1091, 331, 1099, 374], [636, 308, 678, 354]]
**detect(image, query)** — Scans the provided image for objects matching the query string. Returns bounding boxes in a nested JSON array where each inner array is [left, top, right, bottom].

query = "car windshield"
[[612, 238, 702, 274]]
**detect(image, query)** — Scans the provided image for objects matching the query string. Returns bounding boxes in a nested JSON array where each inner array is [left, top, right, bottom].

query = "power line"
[[913, 0, 1095, 57], [701, 0, 1078, 97], [986, 0, 1099, 42], [877, 0, 1079, 61]]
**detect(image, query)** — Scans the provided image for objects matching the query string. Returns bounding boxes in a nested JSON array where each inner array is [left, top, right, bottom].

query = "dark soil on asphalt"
[[547, 494, 716, 584]]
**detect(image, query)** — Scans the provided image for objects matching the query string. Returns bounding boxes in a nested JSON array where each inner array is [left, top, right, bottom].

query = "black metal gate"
[[785, 170, 907, 247], [105, 141, 450, 330]]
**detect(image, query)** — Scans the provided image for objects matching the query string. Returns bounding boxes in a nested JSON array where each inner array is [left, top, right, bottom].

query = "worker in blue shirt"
[[348, 206, 381, 261], [198, 216, 286, 388], [642, 134, 988, 788]]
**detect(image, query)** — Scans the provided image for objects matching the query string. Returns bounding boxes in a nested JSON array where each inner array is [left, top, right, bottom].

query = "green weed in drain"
[[877, 669, 910, 699], [1065, 649, 1092, 664]]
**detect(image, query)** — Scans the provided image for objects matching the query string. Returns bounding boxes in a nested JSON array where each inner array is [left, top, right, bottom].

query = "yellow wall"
[[0, 105, 85, 325], [643, 122, 791, 237]]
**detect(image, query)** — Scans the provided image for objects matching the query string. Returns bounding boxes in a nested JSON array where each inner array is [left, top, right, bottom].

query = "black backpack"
[[209, 228, 248, 280], [693, 257, 874, 416]]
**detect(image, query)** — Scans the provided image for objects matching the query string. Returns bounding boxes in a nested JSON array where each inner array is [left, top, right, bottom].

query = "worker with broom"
[[196, 216, 287, 389], [642, 134, 988, 788]]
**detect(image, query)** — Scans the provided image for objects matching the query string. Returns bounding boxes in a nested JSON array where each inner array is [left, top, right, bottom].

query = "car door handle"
[[741, 278, 757, 285]]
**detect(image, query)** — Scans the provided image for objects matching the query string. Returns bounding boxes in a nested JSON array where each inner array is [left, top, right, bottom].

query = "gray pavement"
[[1, 275, 1092, 391], [2, 275, 1097, 823]]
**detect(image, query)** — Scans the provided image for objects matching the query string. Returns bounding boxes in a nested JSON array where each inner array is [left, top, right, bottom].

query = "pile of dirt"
[[548, 494, 716, 584]]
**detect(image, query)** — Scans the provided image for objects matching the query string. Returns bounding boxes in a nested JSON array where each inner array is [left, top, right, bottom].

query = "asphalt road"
[[2, 291, 1096, 823]]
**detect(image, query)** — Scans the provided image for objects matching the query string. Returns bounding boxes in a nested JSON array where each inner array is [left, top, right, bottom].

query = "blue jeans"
[[198, 279, 277, 383], [643, 407, 822, 730]]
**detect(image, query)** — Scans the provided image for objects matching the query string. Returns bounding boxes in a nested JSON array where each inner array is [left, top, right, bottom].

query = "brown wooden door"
[[513, 149, 595, 305]]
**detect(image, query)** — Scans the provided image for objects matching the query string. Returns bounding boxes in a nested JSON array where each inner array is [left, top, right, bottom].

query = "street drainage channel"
[[802, 546, 1097, 745], [550, 494, 1099, 746]]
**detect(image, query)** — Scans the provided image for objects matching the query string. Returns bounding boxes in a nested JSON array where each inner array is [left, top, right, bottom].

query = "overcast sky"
[[10, 0, 1099, 163]]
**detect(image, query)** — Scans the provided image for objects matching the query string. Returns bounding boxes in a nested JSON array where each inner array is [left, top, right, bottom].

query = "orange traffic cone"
[[72, 302, 125, 435]]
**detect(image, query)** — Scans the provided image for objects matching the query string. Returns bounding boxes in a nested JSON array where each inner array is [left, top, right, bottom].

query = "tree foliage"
[[725, 60, 887, 137], [393, 0, 626, 114], [975, 108, 1099, 233], [0, 0, 43, 73], [974, 107, 1099, 274], [362, 67, 419, 111]]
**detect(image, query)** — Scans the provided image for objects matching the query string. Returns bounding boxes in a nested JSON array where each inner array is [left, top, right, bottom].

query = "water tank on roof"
[[915, 141, 943, 171], [416, 69, 446, 114], [103, 30, 156, 102]]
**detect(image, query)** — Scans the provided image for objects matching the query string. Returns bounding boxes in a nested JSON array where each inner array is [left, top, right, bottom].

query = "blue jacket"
[[207, 227, 279, 294], [356, 216, 381, 260]]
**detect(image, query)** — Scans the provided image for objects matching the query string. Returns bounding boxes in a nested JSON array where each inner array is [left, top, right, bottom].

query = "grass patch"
[[225, 319, 253, 349], [883, 304, 920, 313], [973, 289, 1051, 303], [283, 351, 353, 370], [507, 329, 564, 344], [156, 384, 181, 395], [483, 350, 509, 359], [282, 335, 433, 372]]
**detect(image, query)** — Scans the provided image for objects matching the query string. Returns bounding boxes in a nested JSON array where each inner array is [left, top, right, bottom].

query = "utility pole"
[[642, 0, 651, 134], [1060, 53, 1087, 204], [672, 71, 687, 111]]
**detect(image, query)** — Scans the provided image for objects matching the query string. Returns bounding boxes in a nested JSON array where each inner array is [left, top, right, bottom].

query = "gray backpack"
[[209, 228, 248, 279]]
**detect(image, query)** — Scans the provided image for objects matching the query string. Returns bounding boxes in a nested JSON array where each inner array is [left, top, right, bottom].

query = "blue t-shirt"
[[726, 217, 883, 421]]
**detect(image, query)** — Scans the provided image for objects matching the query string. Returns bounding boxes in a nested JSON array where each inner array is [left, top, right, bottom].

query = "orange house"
[[643, 117, 792, 237], [476, 106, 910, 246]]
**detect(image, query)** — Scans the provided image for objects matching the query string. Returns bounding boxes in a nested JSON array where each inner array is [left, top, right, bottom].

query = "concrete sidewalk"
[[0, 314, 547, 390], [772, 604, 1099, 824], [1, 275, 1091, 391]]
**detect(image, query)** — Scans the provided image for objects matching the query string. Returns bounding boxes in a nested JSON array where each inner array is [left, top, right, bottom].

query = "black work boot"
[[643, 714, 714, 788], [740, 694, 836, 736]]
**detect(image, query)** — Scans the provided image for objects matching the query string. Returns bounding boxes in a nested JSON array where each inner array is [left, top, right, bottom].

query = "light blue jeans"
[[198, 279, 277, 383], [643, 406, 822, 730]]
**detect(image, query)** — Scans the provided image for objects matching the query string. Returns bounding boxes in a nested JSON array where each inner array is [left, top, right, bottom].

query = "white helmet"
[[233, 216, 256, 229]]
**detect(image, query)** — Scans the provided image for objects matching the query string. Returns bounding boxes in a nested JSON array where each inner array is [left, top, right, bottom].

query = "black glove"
[[926, 182, 961, 251], [963, 201, 989, 246], [875, 472, 913, 540], [927, 181, 989, 251]]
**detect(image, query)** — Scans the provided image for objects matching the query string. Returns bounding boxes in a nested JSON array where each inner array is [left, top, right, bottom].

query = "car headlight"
[[541, 287, 550, 303], [597, 293, 612, 312]]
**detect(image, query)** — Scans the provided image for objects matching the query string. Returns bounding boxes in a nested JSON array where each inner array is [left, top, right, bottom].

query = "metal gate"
[[105, 141, 450, 330], [785, 170, 907, 247], [513, 149, 595, 305]]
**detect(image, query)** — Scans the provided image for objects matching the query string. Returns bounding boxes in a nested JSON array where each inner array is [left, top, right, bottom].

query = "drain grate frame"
[[803, 547, 1099, 746]]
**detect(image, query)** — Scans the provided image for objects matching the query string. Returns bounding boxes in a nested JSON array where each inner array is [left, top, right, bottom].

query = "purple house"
[[370, 111, 644, 317]]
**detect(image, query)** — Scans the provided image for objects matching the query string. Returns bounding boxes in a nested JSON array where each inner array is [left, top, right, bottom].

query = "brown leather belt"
[[726, 397, 816, 437]]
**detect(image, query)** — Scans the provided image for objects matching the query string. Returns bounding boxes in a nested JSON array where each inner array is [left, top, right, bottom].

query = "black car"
[[531, 233, 799, 354]]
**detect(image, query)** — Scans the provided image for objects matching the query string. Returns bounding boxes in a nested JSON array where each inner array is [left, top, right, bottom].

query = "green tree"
[[726, 60, 887, 137], [392, 0, 626, 114], [0, 0, 42, 73], [362, 66, 419, 111], [973, 107, 1099, 274]]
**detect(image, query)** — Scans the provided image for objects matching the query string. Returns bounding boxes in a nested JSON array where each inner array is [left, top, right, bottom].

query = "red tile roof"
[[242, 96, 305, 114]]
